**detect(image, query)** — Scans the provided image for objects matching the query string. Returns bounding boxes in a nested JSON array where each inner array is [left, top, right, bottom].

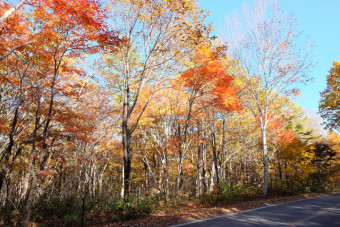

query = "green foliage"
[[63, 214, 78, 226], [27, 196, 82, 226], [105, 196, 158, 221], [34, 196, 80, 221], [200, 182, 261, 207], [0, 205, 17, 226], [269, 179, 299, 197], [3, 194, 161, 226]]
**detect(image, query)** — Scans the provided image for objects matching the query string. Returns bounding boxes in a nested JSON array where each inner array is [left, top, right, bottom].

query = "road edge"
[[169, 193, 340, 227]]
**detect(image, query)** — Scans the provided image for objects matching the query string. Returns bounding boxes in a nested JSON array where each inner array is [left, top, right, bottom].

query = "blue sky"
[[198, 0, 340, 115]]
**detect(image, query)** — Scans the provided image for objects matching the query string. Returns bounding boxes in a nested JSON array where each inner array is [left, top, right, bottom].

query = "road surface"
[[170, 193, 340, 227]]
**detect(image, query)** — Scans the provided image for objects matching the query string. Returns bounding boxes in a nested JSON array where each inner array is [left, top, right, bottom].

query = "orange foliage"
[[30, 0, 119, 49], [267, 119, 298, 145], [168, 139, 181, 155], [274, 129, 298, 145], [0, 2, 30, 56], [179, 46, 241, 112]]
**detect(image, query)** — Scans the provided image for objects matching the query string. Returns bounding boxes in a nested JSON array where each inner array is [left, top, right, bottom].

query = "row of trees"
[[0, 0, 339, 225]]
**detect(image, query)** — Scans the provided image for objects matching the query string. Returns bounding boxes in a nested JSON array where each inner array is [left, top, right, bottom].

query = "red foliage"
[[36, 170, 49, 175]]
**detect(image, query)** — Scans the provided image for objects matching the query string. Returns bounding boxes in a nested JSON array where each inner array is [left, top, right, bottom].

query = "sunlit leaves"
[[319, 61, 340, 131], [179, 45, 241, 112]]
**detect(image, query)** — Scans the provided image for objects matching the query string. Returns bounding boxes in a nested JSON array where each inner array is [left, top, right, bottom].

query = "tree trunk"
[[144, 161, 148, 196], [21, 160, 32, 202], [0, 105, 20, 192], [164, 148, 169, 202], [196, 141, 202, 197], [196, 120, 202, 197], [211, 109, 220, 190], [211, 131, 220, 188], [261, 127, 269, 198], [221, 118, 226, 182], [209, 161, 215, 192], [24, 165, 37, 226], [0, 0, 25, 25], [277, 150, 282, 179], [164, 169, 169, 202], [245, 158, 248, 184], [202, 139, 208, 193], [24, 96, 41, 226], [229, 160, 233, 186], [175, 153, 183, 197], [121, 127, 132, 199], [121, 59, 132, 199]]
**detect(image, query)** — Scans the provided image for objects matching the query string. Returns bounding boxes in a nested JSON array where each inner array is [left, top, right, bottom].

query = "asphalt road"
[[170, 193, 340, 227]]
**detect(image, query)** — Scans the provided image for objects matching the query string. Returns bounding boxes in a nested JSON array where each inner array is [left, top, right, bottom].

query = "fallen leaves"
[[96, 193, 327, 227]]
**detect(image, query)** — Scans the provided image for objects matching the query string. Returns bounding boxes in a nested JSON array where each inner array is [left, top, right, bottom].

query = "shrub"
[[0, 205, 17, 226], [31, 196, 82, 226], [269, 179, 300, 197], [105, 196, 157, 221], [200, 182, 261, 207]]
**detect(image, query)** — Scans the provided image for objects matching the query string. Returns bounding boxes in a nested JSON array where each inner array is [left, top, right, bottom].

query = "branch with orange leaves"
[[0, 0, 26, 25], [0, 41, 33, 62]]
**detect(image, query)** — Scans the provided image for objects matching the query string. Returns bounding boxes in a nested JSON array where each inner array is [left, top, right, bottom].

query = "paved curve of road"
[[170, 193, 340, 227]]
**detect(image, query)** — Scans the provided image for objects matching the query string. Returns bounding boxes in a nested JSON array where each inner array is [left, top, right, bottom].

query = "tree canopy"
[[0, 0, 338, 226], [319, 61, 340, 131]]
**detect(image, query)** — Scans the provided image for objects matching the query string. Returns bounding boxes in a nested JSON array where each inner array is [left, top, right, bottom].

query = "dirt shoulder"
[[98, 193, 335, 227]]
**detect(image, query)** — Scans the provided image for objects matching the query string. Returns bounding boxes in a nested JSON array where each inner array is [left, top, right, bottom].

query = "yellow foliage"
[[281, 140, 315, 185]]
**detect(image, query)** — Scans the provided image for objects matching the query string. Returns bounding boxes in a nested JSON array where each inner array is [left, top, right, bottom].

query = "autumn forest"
[[0, 0, 339, 226]]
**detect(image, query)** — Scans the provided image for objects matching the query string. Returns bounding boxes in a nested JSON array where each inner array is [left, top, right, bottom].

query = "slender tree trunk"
[[202, 140, 208, 193], [24, 96, 41, 226], [144, 161, 148, 196], [241, 158, 245, 185], [175, 152, 183, 197], [91, 164, 96, 198], [211, 131, 220, 188], [98, 164, 107, 195], [284, 162, 289, 187], [175, 123, 183, 198], [221, 118, 226, 182], [164, 148, 169, 202], [0, 105, 20, 192], [24, 129, 40, 226], [277, 150, 282, 179], [196, 122, 202, 197], [261, 127, 269, 198], [24, 165, 37, 226], [211, 109, 220, 190], [5, 174, 11, 206], [164, 169, 169, 201], [158, 162, 163, 194], [21, 160, 32, 202], [164, 167, 168, 197], [196, 145, 202, 197], [209, 161, 215, 192], [229, 160, 233, 186], [245, 158, 248, 184], [121, 120, 131, 199], [121, 59, 132, 199]]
